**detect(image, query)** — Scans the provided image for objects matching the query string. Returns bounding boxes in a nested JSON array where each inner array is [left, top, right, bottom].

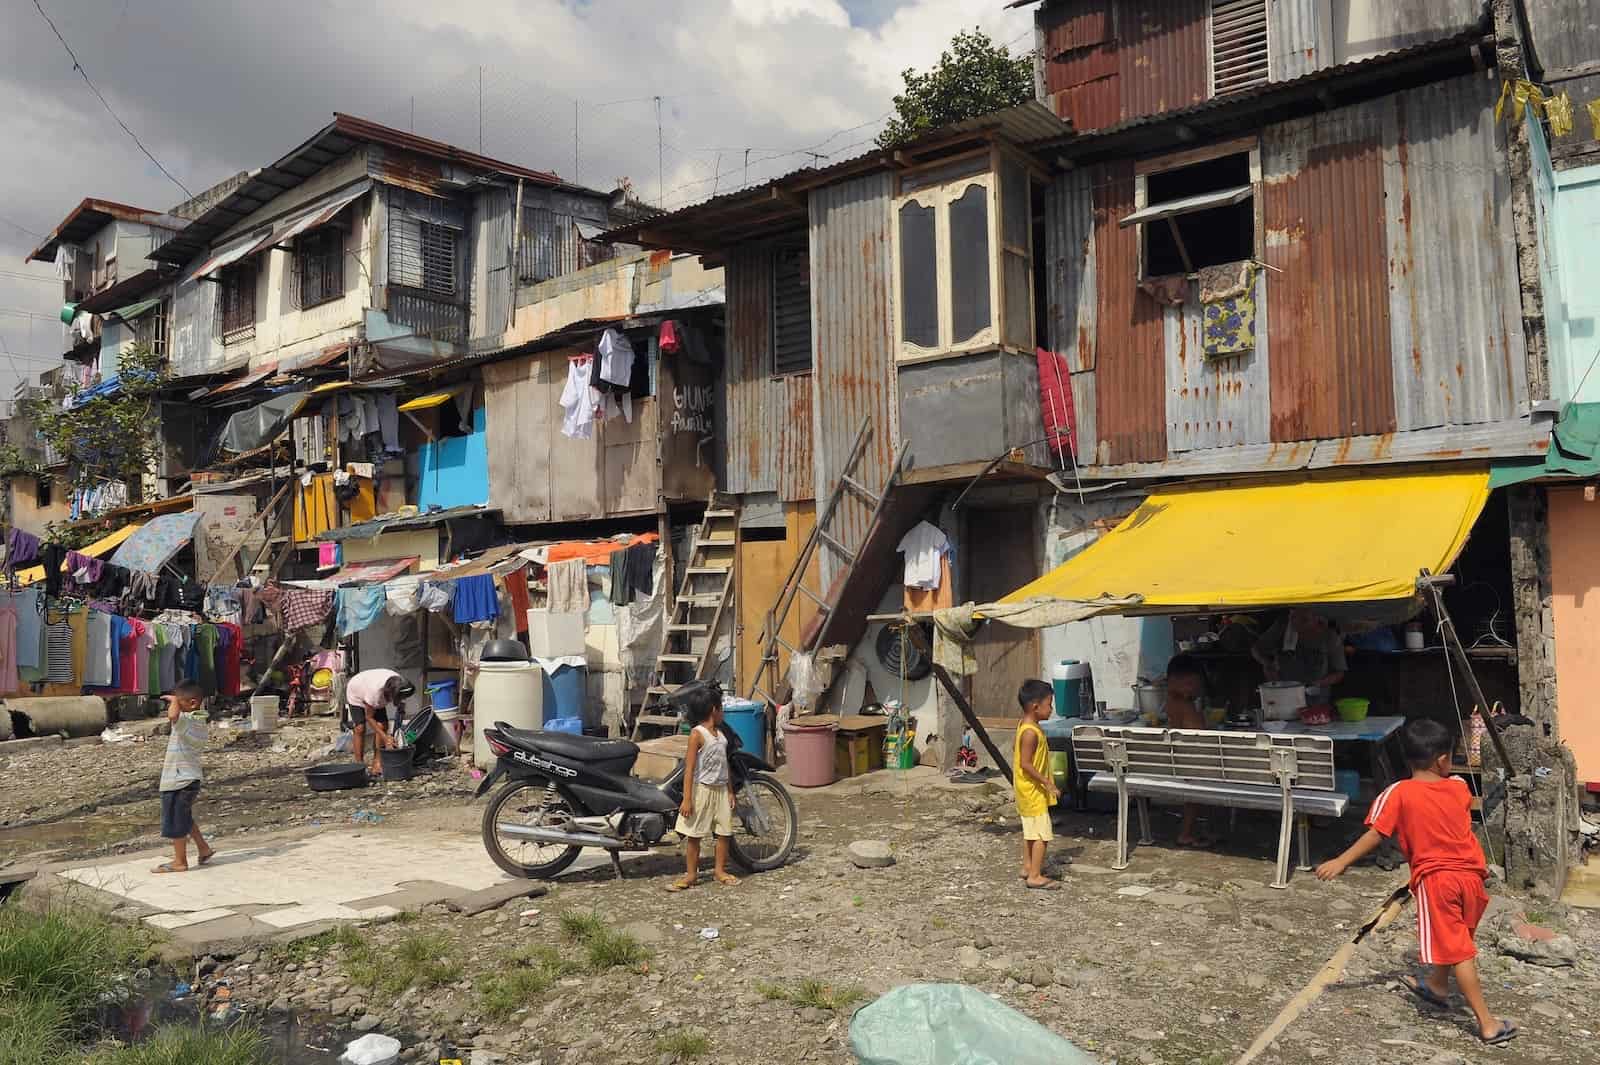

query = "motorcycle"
[[475, 708, 798, 880]]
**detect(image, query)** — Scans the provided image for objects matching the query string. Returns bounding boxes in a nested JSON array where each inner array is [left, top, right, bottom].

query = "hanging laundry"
[[194, 623, 220, 695], [373, 392, 401, 454], [598, 328, 635, 388], [6, 528, 40, 569], [559, 356, 597, 440], [336, 586, 388, 636], [1199, 262, 1259, 359], [318, 542, 341, 570], [546, 558, 590, 615], [6, 586, 43, 671], [384, 576, 422, 615], [45, 617, 74, 684], [609, 542, 656, 606], [417, 580, 455, 613], [503, 568, 531, 633], [451, 575, 499, 625], [39, 543, 66, 598], [896, 521, 949, 590], [205, 585, 242, 623], [53, 243, 72, 280], [281, 589, 334, 631], [0, 605, 18, 696], [218, 622, 242, 695], [66, 551, 104, 586], [83, 611, 115, 687], [659, 319, 681, 354]]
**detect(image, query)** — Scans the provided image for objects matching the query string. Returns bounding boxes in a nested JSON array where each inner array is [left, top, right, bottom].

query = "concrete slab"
[[1560, 858, 1600, 909], [52, 826, 639, 950]]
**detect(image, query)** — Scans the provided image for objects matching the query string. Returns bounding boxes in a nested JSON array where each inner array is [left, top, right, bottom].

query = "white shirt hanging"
[[597, 328, 635, 387], [896, 521, 948, 590], [560, 357, 596, 439]]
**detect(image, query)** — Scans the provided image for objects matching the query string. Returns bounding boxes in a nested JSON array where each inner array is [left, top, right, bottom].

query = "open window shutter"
[[1211, 0, 1270, 96], [772, 247, 812, 374]]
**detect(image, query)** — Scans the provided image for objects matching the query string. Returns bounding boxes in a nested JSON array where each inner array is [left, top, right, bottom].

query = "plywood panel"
[[483, 354, 553, 523], [736, 502, 820, 695], [965, 507, 1040, 720], [660, 353, 718, 503], [1549, 488, 1600, 783]]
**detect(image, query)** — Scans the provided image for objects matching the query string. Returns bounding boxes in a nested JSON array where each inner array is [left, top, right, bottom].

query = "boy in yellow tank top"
[[1013, 679, 1061, 889]]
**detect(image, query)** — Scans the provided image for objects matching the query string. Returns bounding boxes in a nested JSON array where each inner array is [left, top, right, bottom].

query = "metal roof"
[[72, 267, 172, 314], [26, 199, 187, 263], [150, 113, 614, 268]]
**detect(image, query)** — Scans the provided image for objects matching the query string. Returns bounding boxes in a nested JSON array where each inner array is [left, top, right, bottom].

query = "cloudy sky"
[[0, 0, 1031, 398]]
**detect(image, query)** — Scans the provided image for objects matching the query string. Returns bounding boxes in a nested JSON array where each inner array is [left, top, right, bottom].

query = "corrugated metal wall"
[[1383, 75, 1527, 429], [1040, 0, 1122, 131], [1164, 272, 1273, 451], [1044, 169, 1098, 456], [1268, 0, 1327, 80], [1331, 0, 1483, 64], [1118, 0, 1209, 122], [1092, 161, 1167, 464], [809, 173, 897, 585], [469, 187, 513, 342], [1263, 101, 1395, 441], [724, 245, 815, 502]]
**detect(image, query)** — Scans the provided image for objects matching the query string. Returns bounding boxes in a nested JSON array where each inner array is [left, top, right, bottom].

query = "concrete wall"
[[1546, 486, 1600, 782], [6, 475, 71, 532]]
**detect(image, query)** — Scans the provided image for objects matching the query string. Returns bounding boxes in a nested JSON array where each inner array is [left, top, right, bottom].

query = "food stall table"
[[1271, 714, 1405, 789]]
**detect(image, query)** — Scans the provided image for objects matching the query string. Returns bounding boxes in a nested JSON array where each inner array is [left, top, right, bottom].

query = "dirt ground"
[[3, 717, 1597, 1065]]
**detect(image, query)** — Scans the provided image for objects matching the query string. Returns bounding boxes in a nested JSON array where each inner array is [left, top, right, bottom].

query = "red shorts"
[[1413, 870, 1489, 966]]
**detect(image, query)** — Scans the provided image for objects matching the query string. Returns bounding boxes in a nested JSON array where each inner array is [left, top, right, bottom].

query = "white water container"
[[250, 695, 279, 734], [472, 661, 543, 770]]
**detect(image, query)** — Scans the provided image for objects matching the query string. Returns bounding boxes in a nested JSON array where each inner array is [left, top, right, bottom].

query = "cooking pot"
[[1258, 681, 1307, 721], [1131, 680, 1167, 716]]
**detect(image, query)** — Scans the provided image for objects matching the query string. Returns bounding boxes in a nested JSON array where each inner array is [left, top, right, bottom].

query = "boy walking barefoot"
[[666, 681, 739, 892], [154, 682, 214, 874], [1316, 719, 1516, 1046], [1014, 679, 1061, 890]]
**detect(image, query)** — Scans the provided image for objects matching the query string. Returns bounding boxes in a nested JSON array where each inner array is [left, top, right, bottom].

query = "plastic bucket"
[[379, 747, 415, 781], [541, 665, 587, 727], [783, 721, 837, 787], [722, 699, 766, 756], [426, 679, 459, 713], [250, 695, 279, 734]]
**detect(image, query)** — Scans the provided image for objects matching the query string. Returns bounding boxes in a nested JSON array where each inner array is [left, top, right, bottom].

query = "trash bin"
[[783, 720, 837, 788]]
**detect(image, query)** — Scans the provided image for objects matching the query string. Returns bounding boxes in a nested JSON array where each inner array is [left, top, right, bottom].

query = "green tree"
[[877, 28, 1035, 148], [21, 343, 167, 491]]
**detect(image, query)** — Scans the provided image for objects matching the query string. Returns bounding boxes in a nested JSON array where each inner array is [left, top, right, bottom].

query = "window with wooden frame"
[[1126, 139, 1260, 280], [892, 149, 1035, 362], [219, 261, 257, 342], [1209, 0, 1270, 97], [771, 244, 812, 375], [294, 225, 345, 309], [134, 298, 169, 358]]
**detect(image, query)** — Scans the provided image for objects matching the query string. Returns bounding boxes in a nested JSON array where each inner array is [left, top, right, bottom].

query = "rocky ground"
[[2, 721, 1596, 1065]]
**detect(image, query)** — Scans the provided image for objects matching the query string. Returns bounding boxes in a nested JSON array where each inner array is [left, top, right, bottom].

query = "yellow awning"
[[13, 523, 143, 587], [398, 387, 464, 412], [1002, 468, 1491, 611], [311, 380, 353, 394]]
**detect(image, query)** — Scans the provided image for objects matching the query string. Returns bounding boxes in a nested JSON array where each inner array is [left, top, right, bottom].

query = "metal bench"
[[1071, 725, 1349, 888]]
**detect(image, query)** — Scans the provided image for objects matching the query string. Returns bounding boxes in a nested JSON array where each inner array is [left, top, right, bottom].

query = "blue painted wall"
[[418, 403, 488, 509], [1554, 165, 1600, 403]]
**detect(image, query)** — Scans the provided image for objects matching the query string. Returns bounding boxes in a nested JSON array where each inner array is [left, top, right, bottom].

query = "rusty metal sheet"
[[1047, 78, 1122, 131], [724, 246, 815, 503], [1268, 0, 1328, 80], [1163, 273, 1272, 451], [1044, 170, 1097, 374], [469, 187, 514, 341], [1092, 161, 1167, 464], [1263, 101, 1395, 442], [808, 172, 897, 587], [369, 147, 448, 198], [1118, 0, 1209, 123], [1040, 0, 1114, 54], [1382, 75, 1527, 430]]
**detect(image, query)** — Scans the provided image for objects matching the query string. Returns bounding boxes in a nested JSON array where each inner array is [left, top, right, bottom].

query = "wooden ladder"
[[629, 494, 739, 740], [745, 416, 907, 707]]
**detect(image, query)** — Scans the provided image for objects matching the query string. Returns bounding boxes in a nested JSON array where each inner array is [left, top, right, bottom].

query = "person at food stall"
[[1164, 655, 1216, 848], [1251, 608, 1347, 690]]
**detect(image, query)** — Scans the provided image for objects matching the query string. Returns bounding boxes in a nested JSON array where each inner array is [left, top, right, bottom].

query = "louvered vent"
[[1211, 0, 1270, 96]]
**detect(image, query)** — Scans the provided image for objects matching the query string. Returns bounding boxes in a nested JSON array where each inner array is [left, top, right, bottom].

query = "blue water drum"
[[721, 698, 767, 756], [541, 664, 588, 727], [426, 679, 459, 713]]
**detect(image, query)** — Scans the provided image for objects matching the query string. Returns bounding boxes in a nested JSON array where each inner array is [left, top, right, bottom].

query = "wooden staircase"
[[629, 495, 738, 739]]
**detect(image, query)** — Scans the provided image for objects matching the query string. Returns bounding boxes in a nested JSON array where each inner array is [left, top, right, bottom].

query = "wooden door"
[[965, 506, 1040, 720]]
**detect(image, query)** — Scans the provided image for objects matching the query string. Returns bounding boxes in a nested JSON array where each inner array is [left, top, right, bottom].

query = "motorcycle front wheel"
[[481, 779, 583, 880], [727, 772, 798, 872]]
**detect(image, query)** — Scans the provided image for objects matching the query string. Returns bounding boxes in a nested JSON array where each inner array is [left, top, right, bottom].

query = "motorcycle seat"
[[499, 725, 639, 763]]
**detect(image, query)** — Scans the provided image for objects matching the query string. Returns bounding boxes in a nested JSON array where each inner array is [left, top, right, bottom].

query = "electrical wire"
[[28, 0, 191, 198]]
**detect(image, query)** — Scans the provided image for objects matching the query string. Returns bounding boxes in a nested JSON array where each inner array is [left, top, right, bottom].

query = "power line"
[[28, 0, 192, 198], [0, 215, 45, 240]]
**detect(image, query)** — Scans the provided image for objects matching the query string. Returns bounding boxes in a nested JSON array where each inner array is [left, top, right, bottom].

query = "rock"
[[331, 995, 363, 1015], [798, 1007, 827, 1024], [1530, 1001, 1563, 1020], [1245, 974, 1268, 990], [958, 945, 983, 969], [198, 955, 219, 976], [1512, 921, 1557, 942], [1190, 963, 1212, 976], [236, 950, 260, 965], [849, 840, 895, 868], [1425, 1053, 1468, 1065], [620, 921, 666, 946], [972, 934, 992, 950], [1129, 1027, 1164, 1042], [1498, 933, 1578, 967], [270, 996, 292, 1012], [353, 1014, 382, 1032], [982, 953, 1014, 972]]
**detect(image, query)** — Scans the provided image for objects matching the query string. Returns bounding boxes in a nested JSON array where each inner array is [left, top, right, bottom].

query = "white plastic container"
[[250, 695, 279, 734], [527, 609, 586, 658], [1258, 681, 1307, 721], [471, 661, 543, 770]]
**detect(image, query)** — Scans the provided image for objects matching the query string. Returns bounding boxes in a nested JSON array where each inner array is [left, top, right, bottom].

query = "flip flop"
[[714, 874, 739, 887], [1025, 879, 1063, 891], [664, 879, 696, 893], [151, 862, 188, 875], [197, 851, 216, 866], [1481, 1021, 1519, 1046], [1399, 972, 1451, 1009]]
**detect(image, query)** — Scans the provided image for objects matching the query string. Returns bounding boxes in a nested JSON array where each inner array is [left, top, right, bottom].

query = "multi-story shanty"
[[611, 0, 1598, 896]]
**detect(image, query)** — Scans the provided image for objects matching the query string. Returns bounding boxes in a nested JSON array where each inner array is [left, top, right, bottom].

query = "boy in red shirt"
[[1316, 719, 1516, 1045]]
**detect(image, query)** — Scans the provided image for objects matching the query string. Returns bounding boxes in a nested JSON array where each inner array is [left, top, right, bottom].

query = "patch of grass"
[[0, 993, 74, 1062], [476, 946, 577, 1021], [755, 978, 866, 1012], [557, 910, 607, 942], [86, 1024, 271, 1064], [929, 916, 948, 930], [851, 895, 863, 907], [345, 931, 461, 995], [584, 927, 649, 972], [655, 1029, 711, 1059]]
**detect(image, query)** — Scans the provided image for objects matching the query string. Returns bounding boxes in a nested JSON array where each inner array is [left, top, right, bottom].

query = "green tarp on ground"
[[1489, 403, 1600, 488]]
